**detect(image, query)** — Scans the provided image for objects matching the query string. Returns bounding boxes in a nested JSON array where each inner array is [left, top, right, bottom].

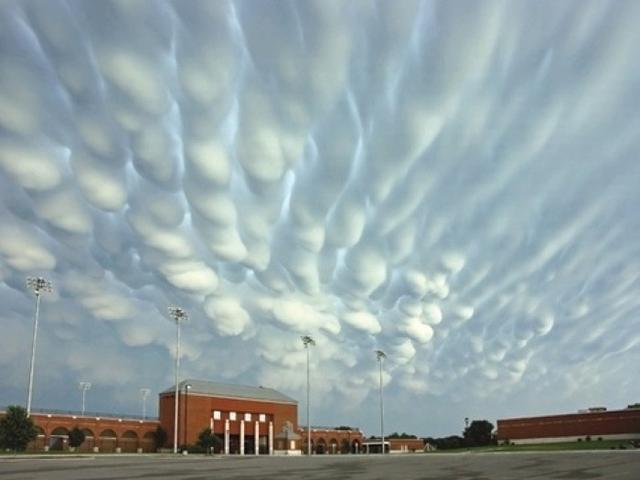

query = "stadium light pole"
[[184, 383, 192, 446], [301, 335, 315, 456], [140, 388, 151, 420], [25, 276, 52, 416], [168, 305, 188, 454], [79, 382, 91, 415], [375, 350, 387, 454]]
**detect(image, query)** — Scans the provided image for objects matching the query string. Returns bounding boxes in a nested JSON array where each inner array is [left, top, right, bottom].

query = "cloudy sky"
[[1, 0, 639, 437]]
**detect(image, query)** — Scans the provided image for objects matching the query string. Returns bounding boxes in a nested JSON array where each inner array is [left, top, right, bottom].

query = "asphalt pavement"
[[0, 451, 638, 479]]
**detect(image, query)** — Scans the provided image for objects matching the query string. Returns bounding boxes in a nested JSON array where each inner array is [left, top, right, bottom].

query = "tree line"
[[425, 420, 496, 450]]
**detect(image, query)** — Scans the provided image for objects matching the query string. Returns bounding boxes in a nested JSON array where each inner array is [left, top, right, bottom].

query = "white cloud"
[[341, 310, 381, 335]]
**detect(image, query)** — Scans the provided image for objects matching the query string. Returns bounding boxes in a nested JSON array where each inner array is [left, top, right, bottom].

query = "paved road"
[[0, 452, 638, 479]]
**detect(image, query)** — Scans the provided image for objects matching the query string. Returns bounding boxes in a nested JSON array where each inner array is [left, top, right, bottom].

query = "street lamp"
[[375, 350, 386, 454], [301, 335, 315, 456], [168, 305, 188, 454], [140, 388, 151, 420], [25, 276, 53, 416], [79, 382, 91, 415]]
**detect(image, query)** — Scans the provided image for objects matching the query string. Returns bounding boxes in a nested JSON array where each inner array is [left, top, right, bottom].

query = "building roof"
[[160, 379, 297, 405]]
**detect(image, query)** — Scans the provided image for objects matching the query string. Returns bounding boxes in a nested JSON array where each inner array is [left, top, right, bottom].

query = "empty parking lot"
[[1, 452, 638, 480]]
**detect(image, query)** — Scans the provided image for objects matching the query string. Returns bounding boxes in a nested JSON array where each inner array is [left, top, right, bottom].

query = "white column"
[[268, 421, 273, 455], [224, 419, 230, 455], [254, 421, 259, 455], [240, 420, 245, 455], [210, 417, 213, 431]]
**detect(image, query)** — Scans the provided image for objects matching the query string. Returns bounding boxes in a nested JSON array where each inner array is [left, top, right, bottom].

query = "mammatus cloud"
[[1, 0, 639, 436]]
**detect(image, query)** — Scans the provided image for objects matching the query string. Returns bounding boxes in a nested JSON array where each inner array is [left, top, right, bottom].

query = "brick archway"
[[120, 430, 139, 453], [328, 438, 338, 454], [99, 429, 118, 453], [80, 428, 95, 452], [49, 427, 69, 451]]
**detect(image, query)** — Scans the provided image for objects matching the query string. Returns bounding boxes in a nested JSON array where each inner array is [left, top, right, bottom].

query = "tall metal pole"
[[301, 335, 315, 456], [184, 384, 192, 446], [376, 350, 386, 454], [306, 344, 310, 455], [79, 382, 91, 415], [141, 388, 151, 420], [26, 276, 52, 417], [169, 306, 187, 454], [174, 316, 181, 453]]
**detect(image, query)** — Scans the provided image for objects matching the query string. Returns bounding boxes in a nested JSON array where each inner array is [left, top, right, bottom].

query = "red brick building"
[[159, 379, 299, 454], [0, 410, 160, 453], [361, 437, 426, 453], [297, 427, 364, 454], [497, 407, 640, 444]]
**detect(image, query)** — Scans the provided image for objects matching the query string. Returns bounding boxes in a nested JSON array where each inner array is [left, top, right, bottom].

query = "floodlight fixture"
[[79, 381, 92, 415], [140, 388, 151, 420]]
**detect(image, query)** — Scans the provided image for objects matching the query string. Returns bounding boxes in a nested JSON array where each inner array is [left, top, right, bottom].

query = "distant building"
[[297, 426, 364, 454], [159, 379, 299, 454], [497, 406, 640, 444], [362, 437, 425, 454]]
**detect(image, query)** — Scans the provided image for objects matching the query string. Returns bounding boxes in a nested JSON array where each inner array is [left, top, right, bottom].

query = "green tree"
[[196, 427, 221, 453], [388, 432, 418, 439], [0, 405, 38, 451], [68, 427, 85, 448], [463, 420, 494, 447], [152, 425, 167, 450]]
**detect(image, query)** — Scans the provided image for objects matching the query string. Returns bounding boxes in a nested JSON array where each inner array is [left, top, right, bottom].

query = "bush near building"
[[68, 427, 86, 448], [0, 406, 38, 451]]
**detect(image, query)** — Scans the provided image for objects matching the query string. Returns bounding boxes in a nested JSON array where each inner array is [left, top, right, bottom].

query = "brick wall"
[[497, 409, 640, 441], [0, 411, 159, 452]]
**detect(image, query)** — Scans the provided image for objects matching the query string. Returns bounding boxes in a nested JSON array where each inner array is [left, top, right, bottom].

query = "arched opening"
[[49, 427, 69, 451], [301, 438, 313, 455], [120, 430, 138, 453], [80, 428, 95, 452], [99, 429, 118, 453], [329, 438, 338, 454], [351, 439, 361, 454], [315, 437, 326, 454], [29, 426, 46, 450], [120, 430, 138, 452], [340, 439, 350, 454], [141, 431, 156, 453]]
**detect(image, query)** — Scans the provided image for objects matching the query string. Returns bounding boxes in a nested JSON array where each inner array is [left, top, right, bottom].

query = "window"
[[229, 411, 237, 421], [244, 413, 252, 421], [213, 410, 221, 420], [259, 414, 266, 422]]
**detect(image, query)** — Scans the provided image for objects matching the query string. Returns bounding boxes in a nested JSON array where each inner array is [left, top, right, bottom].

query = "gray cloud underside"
[[1, 0, 639, 435]]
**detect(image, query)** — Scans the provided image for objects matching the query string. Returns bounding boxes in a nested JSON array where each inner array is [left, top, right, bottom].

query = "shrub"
[[68, 427, 86, 448], [585, 436, 591, 442], [196, 427, 221, 453], [0, 406, 38, 451], [152, 426, 168, 450]]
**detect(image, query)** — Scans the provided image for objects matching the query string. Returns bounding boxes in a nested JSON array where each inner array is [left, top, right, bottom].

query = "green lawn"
[[427, 440, 637, 453]]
